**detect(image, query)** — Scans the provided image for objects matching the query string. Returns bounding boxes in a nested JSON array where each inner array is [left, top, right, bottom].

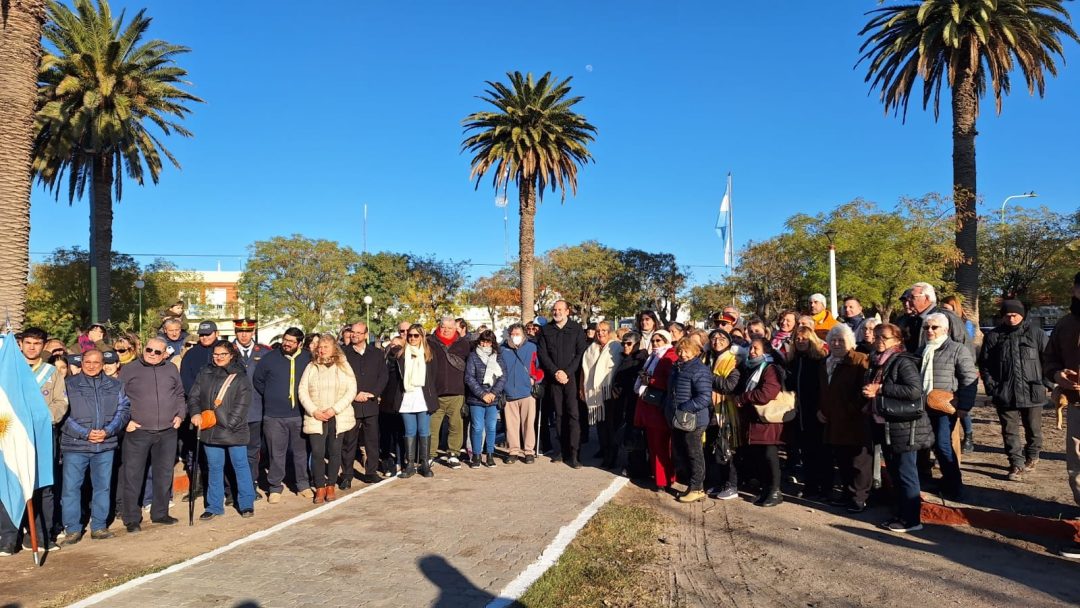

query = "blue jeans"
[[469, 405, 499, 455], [204, 444, 255, 515], [929, 413, 962, 495], [401, 412, 431, 438], [62, 450, 115, 534], [884, 450, 921, 525]]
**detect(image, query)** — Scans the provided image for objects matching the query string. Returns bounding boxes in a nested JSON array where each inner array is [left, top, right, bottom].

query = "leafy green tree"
[[979, 206, 1080, 311], [545, 241, 624, 323], [612, 249, 688, 323], [0, 0, 46, 330], [32, 0, 202, 323], [26, 247, 203, 343], [342, 252, 413, 338], [858, 0, 1078, 328], [462, 71, 597, 322], [240, 236, 359, 334], [686, 281, 737, 321], [400, 255, 467, 326]]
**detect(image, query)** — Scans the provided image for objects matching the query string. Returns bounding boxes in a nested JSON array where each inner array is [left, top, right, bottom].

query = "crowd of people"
[[2, 275, 1080, 559]]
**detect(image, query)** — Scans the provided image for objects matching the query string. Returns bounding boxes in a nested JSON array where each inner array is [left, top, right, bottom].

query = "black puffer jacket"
[[869, 353, 933, 453], [187, 360, 251, 446], [979, 320, 1051, 409]]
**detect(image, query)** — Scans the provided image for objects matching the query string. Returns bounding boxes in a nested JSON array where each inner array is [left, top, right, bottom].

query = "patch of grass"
[[518, 502, 668, 608], [38, 559, 183, 608]]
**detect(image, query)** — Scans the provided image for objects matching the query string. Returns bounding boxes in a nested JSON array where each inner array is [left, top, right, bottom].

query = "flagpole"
[[26, 499, 40, 565], [727, 173, 735, 306]]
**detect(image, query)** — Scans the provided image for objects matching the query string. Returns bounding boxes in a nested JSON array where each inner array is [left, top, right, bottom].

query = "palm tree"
[[0, 0, 47, 330], [858, 0, 1078, 329], [32, 0, 202, 323], [462, 71, 597, 322]]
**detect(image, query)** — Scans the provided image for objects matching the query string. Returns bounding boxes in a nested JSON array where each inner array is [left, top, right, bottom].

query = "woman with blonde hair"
[[299, 333, 357, 504], [395, 324, 438, 478]]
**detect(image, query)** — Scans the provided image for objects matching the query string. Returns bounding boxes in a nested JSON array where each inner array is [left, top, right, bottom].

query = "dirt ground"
[[621, 480, 1079, 608], [609, 397, 1080, 608]]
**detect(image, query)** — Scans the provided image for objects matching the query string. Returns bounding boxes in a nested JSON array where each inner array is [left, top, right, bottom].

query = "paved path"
[[79, 454, 619, 608]]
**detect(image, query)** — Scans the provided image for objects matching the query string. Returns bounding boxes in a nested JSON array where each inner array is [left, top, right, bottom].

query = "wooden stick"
[[26, 498, 40, 566]]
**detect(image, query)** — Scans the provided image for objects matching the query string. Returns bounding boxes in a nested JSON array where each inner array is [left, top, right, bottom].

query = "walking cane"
[[25, 498, 40, 566], [189, 426, 202, 526]]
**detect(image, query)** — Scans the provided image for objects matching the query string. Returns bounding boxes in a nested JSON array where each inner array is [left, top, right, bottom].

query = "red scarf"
[[436, 332, 457, 348]]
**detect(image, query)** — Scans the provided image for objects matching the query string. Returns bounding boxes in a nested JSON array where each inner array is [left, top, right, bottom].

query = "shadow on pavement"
[[834, 523, 1080, 605], [418, 554, 496, 608]]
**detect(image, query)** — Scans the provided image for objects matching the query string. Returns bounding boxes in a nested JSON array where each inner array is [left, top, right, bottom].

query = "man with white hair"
[[908, 282, 969, 349], [808, 293, 837, 339]]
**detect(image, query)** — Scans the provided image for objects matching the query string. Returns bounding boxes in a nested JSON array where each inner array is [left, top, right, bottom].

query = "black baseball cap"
[[197, 321, 218, 336]]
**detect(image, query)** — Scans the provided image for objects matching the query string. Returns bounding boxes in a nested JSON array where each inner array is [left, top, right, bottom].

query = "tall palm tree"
[[0, 0, 47, 330], [33, 0, 202, 323], [858, 0, 1078, 329], [462, 71, 597, 322]]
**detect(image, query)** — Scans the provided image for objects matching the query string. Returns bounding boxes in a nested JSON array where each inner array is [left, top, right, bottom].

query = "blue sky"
[[29, 1, 1080, 285]]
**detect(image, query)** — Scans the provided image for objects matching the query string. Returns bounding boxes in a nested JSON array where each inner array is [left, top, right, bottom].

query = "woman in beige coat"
[[299, 334, 357, 504]]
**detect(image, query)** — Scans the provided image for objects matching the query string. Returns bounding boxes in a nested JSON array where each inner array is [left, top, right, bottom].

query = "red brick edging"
[[920, 494, 1080, 542]]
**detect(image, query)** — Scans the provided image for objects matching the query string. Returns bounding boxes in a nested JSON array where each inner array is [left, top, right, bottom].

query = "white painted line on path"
[[485, 476, 630, 608], [67, 477, 398, 608]]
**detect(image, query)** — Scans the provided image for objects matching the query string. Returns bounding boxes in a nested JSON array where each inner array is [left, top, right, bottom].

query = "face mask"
[[510, 335, 524, 346]]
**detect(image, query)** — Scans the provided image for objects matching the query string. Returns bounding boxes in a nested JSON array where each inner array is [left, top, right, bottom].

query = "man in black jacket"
[[979, 300, 1050, 481], [252, 328, 313, 503], [427, 316, 472, 468], [341, 322, 389, 486], [537, 300, 588, 468], [118, 337, 186, 532]]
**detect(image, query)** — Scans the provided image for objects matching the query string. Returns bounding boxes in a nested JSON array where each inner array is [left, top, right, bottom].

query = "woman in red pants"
[[633, 329, 678, 492]]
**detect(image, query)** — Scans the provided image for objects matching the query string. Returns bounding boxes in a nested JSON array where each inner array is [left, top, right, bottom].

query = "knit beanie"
[[1000, 300, 1025, 317]]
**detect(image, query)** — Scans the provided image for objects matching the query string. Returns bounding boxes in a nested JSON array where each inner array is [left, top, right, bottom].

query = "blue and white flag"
[[714, 173, 734, 267], [0, 332, 54, 526]]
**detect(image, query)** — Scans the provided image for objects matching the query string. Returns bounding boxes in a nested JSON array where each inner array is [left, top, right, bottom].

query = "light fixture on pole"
[[999, 191, 1037, 224], [363, 295, 372, 336], [134, 279, 145, 335], [824, 230, 838, 318]]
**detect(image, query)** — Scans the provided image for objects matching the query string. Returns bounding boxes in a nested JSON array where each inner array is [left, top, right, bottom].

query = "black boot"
[[760, 490, 783, 507], [961, 434, 974, 454], [399, 437, 417, 479], [418, 436, 434, 478]]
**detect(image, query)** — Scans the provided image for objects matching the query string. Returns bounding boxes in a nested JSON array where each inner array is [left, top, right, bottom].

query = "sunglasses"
[[650, 339, 666, 344], [925, 325, 944, 331], [115, 348, 129, 354], [407, 333, 422, 338], [144, 347, 164, 355]]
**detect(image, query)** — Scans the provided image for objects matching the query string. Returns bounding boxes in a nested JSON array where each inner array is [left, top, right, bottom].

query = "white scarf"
[[403, 344, 426, 391], [479, 348, 503, 386], [826, 350, 845, 383], [583, 341, 621, 406], [921, 335, 948, 393]]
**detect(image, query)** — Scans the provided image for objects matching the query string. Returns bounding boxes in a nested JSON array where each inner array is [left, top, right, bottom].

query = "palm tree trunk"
[[0, 0, 47, 330], [519, 183, 536, 323], [90, 154, 115, 322], [952, 67, 980, 333]]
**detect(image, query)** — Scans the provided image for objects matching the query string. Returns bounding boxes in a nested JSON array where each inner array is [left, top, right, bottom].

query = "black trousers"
[[378, 412, 404, 472], [121, 427, 177, 524], [538, 389, 555, 453], [598, 398, 623, 465], [673, 428, 706, 491], [264, 416, 310, 493], [247, 421, 262, 491], [759, 445, 781, 493], [798, 422, 832, 495], [832, 444, 873, 505], [548, 379, 581, 460], [342, 411, 380, 478], [997, 406, 1043, 468], [310, 418, 341, 488]]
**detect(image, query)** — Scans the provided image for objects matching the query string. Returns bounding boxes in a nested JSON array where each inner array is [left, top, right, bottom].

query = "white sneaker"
[[882, 520, 923, 533], [447, 456, 462, 469]]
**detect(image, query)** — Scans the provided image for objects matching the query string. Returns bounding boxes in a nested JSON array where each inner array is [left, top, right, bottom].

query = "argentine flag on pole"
[[714, 172, 734, 267], [0, 332, 54, 526]]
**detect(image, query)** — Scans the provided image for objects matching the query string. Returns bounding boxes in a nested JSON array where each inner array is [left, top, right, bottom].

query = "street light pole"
[[134, 279, 145, 336], [363, 295, 372, 338], [1000, 191, 1037, 224], [825, 230, 838, 319]]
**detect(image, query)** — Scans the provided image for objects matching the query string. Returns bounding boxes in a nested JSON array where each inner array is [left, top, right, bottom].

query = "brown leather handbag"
[[926, 389, 956, 415]]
